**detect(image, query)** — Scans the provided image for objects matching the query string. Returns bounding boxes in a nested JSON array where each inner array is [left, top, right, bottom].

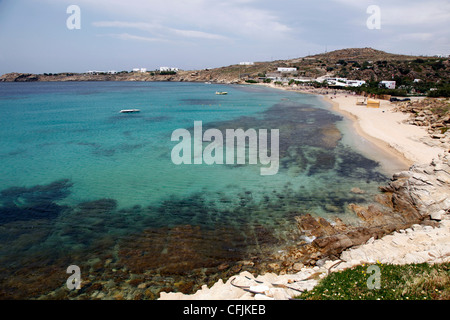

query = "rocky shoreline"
[[159, 88, 450, 300], [160, 153, 450, 299]]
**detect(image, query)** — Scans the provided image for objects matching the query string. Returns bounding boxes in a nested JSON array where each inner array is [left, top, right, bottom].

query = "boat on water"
[[119, 109, 141, 113], [215, 91, 228, 95]]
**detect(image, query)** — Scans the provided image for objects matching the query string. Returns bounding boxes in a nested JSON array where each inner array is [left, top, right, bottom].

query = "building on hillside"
[[324, 77, 348, 87], [131, 68, 147, 73], [379, 81, 396, 89], [277, 67, 297, 73], [239, 62, 254, 65], [346, 80, 366, 87], [323, 77, 366, 87], [160, 67, 179, 72]]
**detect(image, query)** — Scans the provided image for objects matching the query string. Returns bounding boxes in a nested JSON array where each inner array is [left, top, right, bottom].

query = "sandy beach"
[[160, 85, 450, 300], [324, 94, 445, 166], [259, 83, 447, 167]]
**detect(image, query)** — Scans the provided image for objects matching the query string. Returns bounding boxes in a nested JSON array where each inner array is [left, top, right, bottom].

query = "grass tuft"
[[297, 262, 450, 300]]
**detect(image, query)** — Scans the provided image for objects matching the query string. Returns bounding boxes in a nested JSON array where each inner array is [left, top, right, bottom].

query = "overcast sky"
[[0, 0, 449, 74]]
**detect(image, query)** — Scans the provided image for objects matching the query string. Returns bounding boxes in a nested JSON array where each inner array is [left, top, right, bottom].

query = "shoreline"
[[256, 83, 447, 169], [322, 95, 413, 169], [160, 83, 450, 300]]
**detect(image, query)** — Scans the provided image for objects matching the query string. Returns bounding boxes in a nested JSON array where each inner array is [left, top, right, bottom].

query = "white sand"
[[325, 94, 445, 166]]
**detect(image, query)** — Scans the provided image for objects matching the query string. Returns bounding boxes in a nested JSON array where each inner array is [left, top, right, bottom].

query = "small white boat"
[[215, 91, 228, 95], [119, 109, 141, 113]]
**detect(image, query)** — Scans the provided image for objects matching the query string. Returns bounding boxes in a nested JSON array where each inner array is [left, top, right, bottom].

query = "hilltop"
[[1, 48, 449, 86]]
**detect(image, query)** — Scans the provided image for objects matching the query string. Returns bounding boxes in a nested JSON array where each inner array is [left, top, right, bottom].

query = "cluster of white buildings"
[[159, 67, 179, 72], [86, 66, 181, 74], [318, 78, 396, 89], [323, 77, 366, 87], [265, 73, 398, 89], [129, 66, 181, 73], [133, 68, 147, 73], [86, 70, 117, 75]]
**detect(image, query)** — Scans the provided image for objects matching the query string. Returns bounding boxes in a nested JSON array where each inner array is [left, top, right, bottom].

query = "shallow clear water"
[[0, 82, 396, 298]]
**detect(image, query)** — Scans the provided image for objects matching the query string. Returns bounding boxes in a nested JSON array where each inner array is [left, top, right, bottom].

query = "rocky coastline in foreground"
[[158, 87, 450, 300], [161, 153, 450, 299]]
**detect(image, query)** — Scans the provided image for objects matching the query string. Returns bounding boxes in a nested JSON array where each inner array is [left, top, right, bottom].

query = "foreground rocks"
[[160, 215, 450, 300], [160, 154, 450, 300], [275, 154, 450, 269], [380, 153, 450, 221]]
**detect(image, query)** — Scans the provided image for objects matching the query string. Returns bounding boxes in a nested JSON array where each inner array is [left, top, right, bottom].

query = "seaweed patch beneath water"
[[179, 98, 220, 106], [68, 141, 146, 157], [198, 101, 387, 182], [0, 179, 72, 224], [0, 172, 377, 299]]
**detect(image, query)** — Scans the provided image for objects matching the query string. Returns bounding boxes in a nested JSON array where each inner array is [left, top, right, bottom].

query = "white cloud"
[[92, 21, 160, 31], [170, 28, 228, 40], [93, 20, 229, 41], [99, 32, 168, 43], [74, 0, 292, 41]]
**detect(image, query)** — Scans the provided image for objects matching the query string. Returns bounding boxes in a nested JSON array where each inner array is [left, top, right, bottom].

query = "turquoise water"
[[0, 82, 393, 298]]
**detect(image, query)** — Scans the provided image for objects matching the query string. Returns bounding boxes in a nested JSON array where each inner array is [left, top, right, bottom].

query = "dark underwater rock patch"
[[180, 98, 219, 106], [77, 198, 118, 214], [0, 179, 72, 224]]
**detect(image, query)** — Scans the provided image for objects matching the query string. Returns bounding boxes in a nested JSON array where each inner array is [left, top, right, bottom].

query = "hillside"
[[1, 48, 449, 86]]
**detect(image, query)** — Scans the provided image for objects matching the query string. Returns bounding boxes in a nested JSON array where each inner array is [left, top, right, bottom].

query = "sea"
[[0, 81, 406, 299]]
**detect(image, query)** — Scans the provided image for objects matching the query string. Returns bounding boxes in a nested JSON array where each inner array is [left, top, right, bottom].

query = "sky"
[[0, 0, 449, 75]]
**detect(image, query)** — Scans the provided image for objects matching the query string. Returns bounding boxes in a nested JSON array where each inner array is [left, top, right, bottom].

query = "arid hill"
[[1, 48, 449, 84]]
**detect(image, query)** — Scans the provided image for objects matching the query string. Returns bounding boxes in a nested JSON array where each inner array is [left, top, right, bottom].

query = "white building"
[[277, 67, 297, 73], [324, 77, 348, 86], [324, 78, 366, 87], [239, 62, 254, 66], [160, 67, 179, 72], [131, 68, 147, 73], [86, 70, 105, 74], [346, 80, 366, 87], [380, 81, 396, 89]]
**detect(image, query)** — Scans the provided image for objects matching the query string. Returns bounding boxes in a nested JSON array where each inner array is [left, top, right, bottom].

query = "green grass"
[[297, 262, 450, 300]]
